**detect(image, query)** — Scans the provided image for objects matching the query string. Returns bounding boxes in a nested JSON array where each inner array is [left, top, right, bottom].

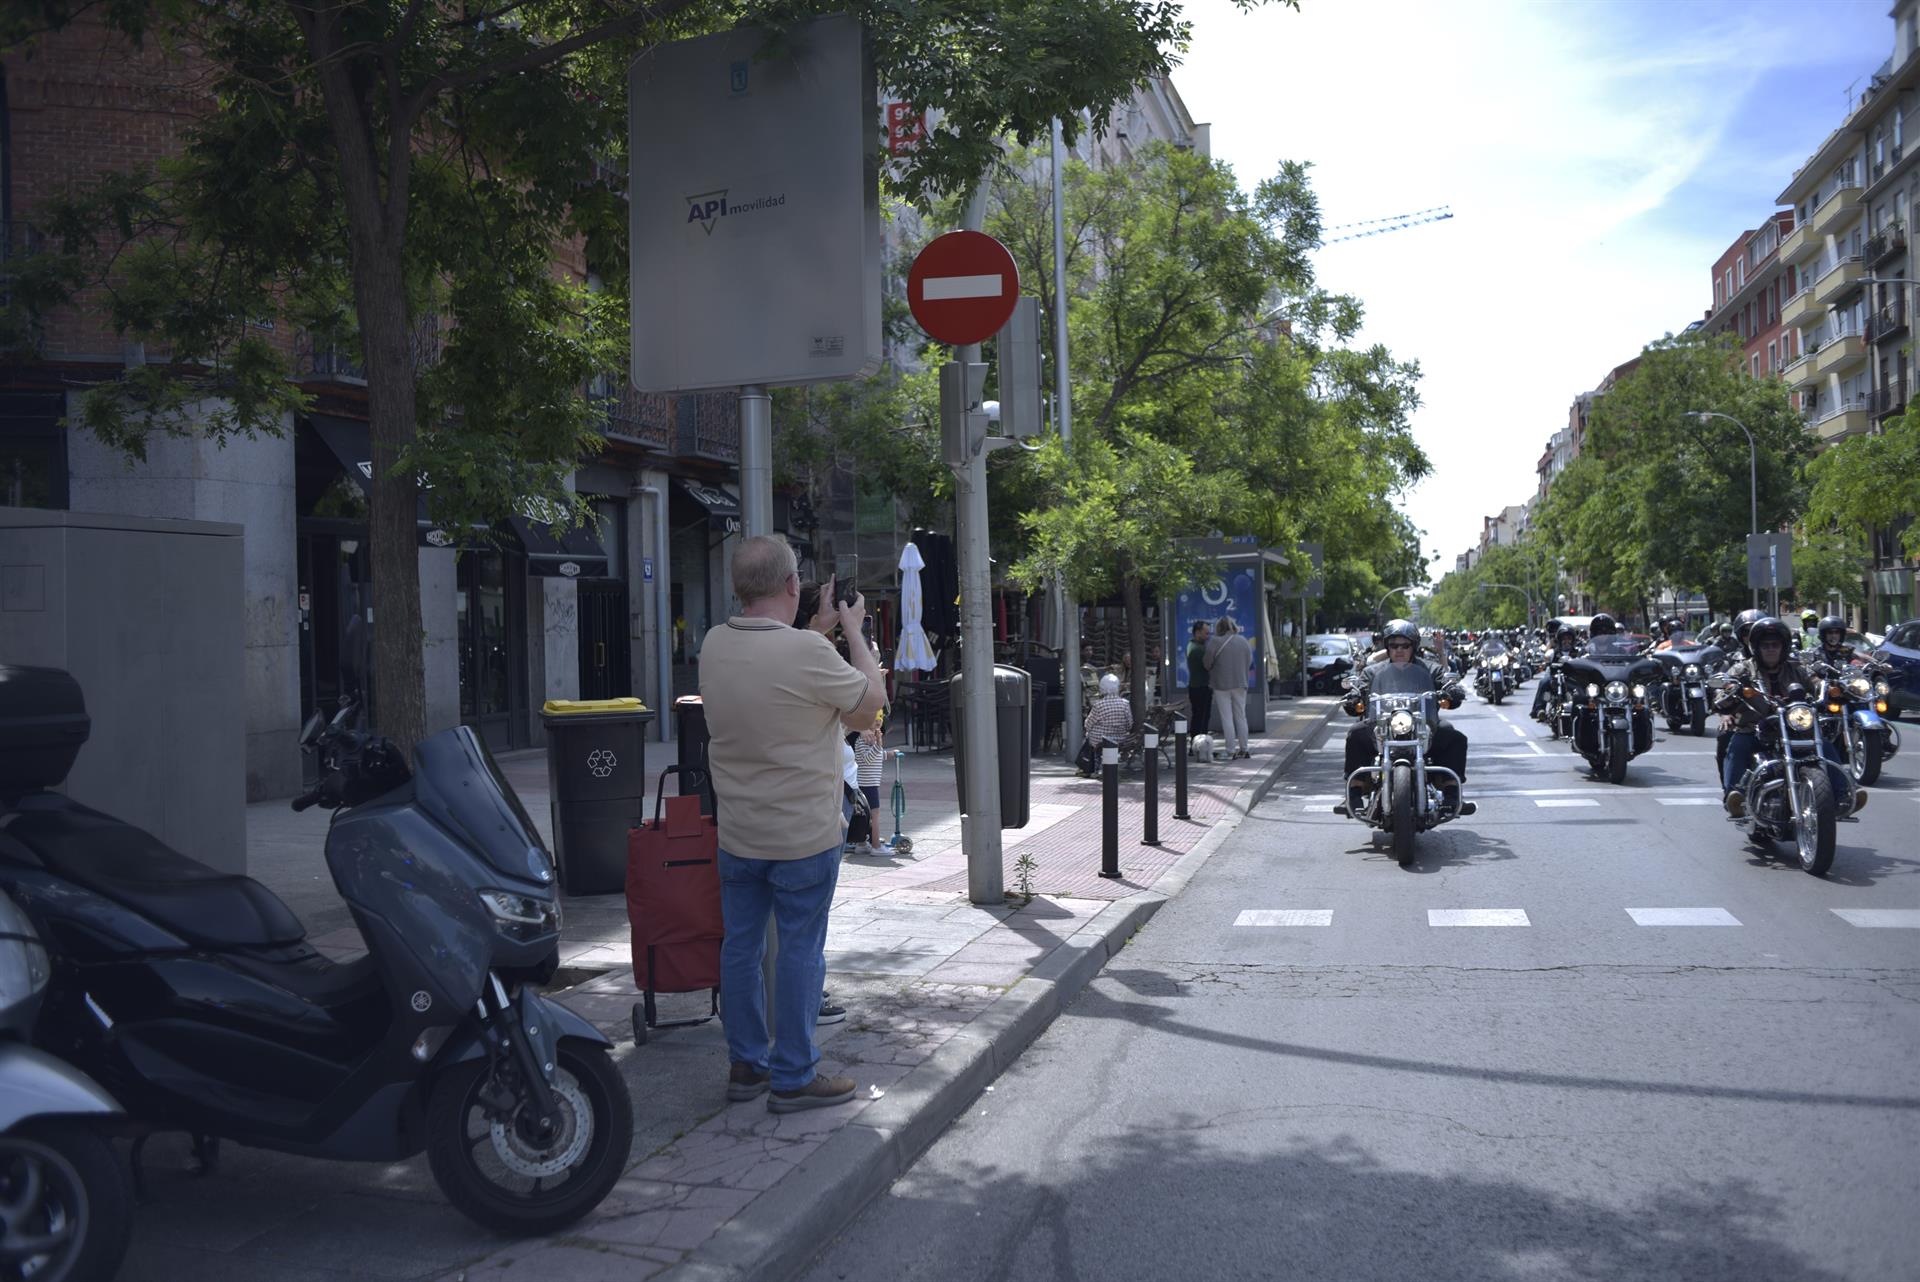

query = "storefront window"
[[457, 549, 516, 721]]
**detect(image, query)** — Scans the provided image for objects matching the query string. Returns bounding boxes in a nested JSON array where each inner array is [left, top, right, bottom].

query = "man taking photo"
[[700, 536, 887, 1112]]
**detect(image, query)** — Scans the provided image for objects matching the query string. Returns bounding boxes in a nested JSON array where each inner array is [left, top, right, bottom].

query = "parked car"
[[1873, 620, 1920, 718], [1303, 634, 1360, 694]]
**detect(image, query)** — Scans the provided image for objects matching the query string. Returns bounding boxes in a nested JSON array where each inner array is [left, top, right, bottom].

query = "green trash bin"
[[541, 697, 655, 895]]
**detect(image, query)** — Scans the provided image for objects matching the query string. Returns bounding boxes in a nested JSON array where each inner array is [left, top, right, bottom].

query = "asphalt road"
[[799, 686, 1920, 1282]]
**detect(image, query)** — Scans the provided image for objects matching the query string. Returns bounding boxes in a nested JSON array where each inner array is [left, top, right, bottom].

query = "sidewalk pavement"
[[134, 699, 1337, 1282]]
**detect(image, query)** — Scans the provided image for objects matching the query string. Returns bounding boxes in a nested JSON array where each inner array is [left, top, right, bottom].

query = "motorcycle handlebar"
[[291, 790, 322, 812]]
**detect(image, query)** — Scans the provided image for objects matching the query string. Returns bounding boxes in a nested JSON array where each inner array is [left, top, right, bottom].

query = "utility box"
[[950, 664, 1031, 829], [0, 510, 246, 872]]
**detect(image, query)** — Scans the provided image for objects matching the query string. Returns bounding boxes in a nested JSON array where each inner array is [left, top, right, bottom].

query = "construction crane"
[[1323, 205, 1455, 243]]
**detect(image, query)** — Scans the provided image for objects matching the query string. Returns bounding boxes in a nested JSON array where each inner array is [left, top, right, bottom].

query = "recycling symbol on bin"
[[586, 748, 617, 779]]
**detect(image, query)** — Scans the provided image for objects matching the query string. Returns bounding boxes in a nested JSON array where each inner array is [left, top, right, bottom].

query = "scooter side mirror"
[[299, 710, 326, 748]]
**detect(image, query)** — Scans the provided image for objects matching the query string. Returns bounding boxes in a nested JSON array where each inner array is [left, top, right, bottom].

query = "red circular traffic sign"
[[907, 231, 1020, 346]]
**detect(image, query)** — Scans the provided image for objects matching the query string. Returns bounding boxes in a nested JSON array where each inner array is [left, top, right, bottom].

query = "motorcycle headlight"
[[1684, 664, 1700, 678], [1631, 684, 1647, 700], [1605, 681, 1628, 702], [1388, 710, 1416, 736], [479, 889, 562, 942], [1785, 705, 1816, 733], [1847, 677, 1872, 699], [1586, 683, 1600, 698], [1875, 680, 1892, 697]]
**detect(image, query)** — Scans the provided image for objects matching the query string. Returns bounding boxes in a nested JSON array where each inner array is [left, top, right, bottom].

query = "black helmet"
[[1381, 619, 1419, 647], [1734, 608, 1765, 645], [1589, 613, 1618, 637], [1544, 618, 1562, 636], [1818, 615, 1847, 646], [1748, 616, 1792, 654]]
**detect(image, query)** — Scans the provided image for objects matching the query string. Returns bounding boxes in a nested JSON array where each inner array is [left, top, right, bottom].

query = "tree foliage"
[[1806, 408, 1920, 559], [1530, 333, 1809, 618], [1422, 537, 1559, 630], [988, 142, 1428, 711]]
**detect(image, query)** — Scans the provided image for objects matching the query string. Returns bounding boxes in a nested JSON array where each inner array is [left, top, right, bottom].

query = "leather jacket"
[[1712, 655, 1812, 731]]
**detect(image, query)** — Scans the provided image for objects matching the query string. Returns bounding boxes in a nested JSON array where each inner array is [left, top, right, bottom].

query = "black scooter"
[[0, 666, 631, 1236]]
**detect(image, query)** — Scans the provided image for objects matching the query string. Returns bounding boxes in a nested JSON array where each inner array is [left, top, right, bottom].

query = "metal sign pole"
[[1051, 117, 1082, 762], [955, 186, 1004, 905]]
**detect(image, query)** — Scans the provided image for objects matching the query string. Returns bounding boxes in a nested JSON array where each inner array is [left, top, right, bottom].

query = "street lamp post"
[[1476, 581, 1538, 627], [1684, 409, 1760, 610], [1372, 584, 1425, 623]]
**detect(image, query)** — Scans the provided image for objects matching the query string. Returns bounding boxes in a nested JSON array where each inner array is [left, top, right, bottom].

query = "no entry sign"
[[908, 231, 1020, 346]]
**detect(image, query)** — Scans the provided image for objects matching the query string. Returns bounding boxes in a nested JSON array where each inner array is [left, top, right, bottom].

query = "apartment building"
[[1703, 212, 1799, 380], [1774, 0, 1919, 627]]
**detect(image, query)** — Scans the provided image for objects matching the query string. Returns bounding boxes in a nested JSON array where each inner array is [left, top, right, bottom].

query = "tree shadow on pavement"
[[810, 1124, 1852, 1282]]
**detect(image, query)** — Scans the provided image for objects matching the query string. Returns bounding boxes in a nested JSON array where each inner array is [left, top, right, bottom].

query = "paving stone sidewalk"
[[123, 699, 1335, 1282]]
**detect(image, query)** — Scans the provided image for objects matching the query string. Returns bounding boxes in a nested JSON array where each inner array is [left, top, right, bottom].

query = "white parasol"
[[894, 541, 937, 672]]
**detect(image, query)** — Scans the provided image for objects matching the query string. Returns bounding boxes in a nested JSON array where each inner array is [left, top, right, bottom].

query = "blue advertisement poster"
[[1173, 565, 1260, 691]]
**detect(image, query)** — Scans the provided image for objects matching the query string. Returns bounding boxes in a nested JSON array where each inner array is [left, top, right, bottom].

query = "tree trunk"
[[1122, 570, 1148, 720], [301, 11, 428, 751]]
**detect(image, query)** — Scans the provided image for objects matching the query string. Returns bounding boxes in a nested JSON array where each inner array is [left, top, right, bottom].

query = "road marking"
[[1657, 798, 1721, 806], [1510, 725, 1527, 737], [1234, 909, 1333, 927], [1302, 803, 1335, 812], [922, 273, 1005, 300], [1526, 740, 1547, 756], [1831, 909, 1920, 928], [1626, 907, 1741, 926], [1534, 798, 1599, 808], [1429, 908, 1530, 927]]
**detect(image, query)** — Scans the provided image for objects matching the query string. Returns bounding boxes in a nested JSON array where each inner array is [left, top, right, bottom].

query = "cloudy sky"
[[1176, 0, 1890, 577]]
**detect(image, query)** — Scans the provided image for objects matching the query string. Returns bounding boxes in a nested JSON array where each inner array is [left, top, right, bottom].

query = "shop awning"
[[679, 478, 741, 532], [308, 415, 471, 549], [509, 510, 609, 579]]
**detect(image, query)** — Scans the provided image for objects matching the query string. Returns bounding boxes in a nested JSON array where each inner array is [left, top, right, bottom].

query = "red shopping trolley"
[[625, 765, 722, 1044]]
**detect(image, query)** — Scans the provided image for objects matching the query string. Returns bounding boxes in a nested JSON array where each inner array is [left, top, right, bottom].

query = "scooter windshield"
[[1369, 662, 1438, 696], [411, 726, 556, 887]]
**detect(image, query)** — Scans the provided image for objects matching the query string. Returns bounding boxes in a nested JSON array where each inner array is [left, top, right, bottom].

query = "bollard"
[[1100, 745, 1121, 878], [1142, 732, 1160, 846], [1173, 718, 1189, 820]]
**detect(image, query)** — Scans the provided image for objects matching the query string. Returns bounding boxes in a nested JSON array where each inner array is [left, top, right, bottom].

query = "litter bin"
[[949, 665, 1031, 829], [542, 697, 655, 896], [674, 695, 715, 817]]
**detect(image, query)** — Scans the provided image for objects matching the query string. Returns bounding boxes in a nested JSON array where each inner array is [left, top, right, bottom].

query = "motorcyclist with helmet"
[[1814, 615, 1859, 666], [1798, 608, 1820, 652], [1653, 616, 1682, 651], [1531, 619, 1583, 721], [1713, 616, 1865, 820], [1338, 619, 1472, 817], [1714, 608, 1770, 777]]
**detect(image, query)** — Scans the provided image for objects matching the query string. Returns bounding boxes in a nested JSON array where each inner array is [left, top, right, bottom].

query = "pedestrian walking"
[[1184, 620, 1212, 738], [700, 536, 886, 1112], [1205, 616, 1253, 759]]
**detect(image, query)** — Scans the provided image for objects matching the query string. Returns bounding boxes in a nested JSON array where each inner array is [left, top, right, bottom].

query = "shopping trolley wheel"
[[630, 1003, 649, 1046]]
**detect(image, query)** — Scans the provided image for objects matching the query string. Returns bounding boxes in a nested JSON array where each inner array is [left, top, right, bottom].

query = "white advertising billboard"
[[628, 15, 882, 392]]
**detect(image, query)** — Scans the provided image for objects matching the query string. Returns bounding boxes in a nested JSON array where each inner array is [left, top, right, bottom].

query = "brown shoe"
[[768, 1074, 856, 1113], [727, 1062, 770, 1102], [1723, 790, 1745, 819]]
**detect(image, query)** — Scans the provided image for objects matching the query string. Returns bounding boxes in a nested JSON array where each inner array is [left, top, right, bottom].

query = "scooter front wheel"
[[0, 1121, 132, 1282], [427, 1042, 633, 1236]]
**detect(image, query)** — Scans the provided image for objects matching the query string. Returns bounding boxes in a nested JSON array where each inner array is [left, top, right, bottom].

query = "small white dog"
[[1191, 733, 1220, 763]]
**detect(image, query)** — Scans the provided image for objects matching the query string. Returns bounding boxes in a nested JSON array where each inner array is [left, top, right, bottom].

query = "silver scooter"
[[1, 888, 131, 1281]]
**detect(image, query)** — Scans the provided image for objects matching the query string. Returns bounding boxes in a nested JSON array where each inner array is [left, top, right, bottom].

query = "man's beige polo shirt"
[[699, 617, 870, 861]]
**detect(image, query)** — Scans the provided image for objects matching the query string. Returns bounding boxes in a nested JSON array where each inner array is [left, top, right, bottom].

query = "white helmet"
[[1098, 673, 1121, 696]]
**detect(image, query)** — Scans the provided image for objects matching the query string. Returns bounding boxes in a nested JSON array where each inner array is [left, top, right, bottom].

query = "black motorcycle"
[[1561, 636, 1661, 783], [0, 666, 632, 1235], [1808, 658, 1902, 787], [1651, 640, 1725, 736], [1722, 681, 1840, 876], [1474, 641, 1514, 705]]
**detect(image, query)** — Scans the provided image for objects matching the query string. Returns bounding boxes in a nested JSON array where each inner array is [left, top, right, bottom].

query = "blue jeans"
[[718, 845, 841, 1090], [1722, 731, 1848, 803]]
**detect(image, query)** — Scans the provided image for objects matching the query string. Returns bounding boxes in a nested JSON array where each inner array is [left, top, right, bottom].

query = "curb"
[[661, 703, 1339, 1282]]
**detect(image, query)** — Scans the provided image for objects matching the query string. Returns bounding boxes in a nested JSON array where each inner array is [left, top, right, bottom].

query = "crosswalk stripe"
[[1658, 798, 1721, 806], [1831, 909, 1920, 928], [1301, 804, 1334, 813], [1534, 798, 1599, 808], [1626, 907, 1741, 926], [1429, 909, 1530, 927], [1234, 909, 1333, 927]]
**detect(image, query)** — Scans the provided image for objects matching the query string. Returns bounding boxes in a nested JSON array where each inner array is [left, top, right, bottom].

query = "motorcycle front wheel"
[[1850, 729, 1883, 786], [1689, 704, 1707, 736], [427, 1043, 634, 1236], [0, 1122, 132, 1282], [1793, 773, 1838, 877], [1604, 729, 1629, 784], [1390, 762, 1416, 867]]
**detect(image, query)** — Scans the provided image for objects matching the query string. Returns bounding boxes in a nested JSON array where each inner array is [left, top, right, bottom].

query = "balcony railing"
[[1810, 395, 1871, 425], [1869, 297, 1909, 343], [592, 381, 672, 450], [1868, 227, 1908, 266], [675, 391, 741, 462], [1874, 380, 1908, 419]]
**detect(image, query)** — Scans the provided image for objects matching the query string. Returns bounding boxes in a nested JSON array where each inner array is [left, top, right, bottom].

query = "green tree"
[[1806, 409, 1920, 558], [1532, 333, 1807, 617], [992, 143, 1426, 712], [5, 0, 1195, 748]]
